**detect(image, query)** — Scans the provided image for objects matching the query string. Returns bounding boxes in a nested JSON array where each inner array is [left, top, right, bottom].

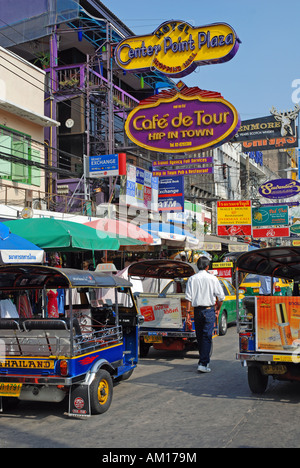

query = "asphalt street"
[[1, 326, 300, 449]]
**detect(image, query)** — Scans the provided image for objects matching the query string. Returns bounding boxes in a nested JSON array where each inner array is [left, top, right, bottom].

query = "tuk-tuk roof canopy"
[[0, 265, 132, 290], [236, 247, 300, 280], [128, 259, 196, 279]]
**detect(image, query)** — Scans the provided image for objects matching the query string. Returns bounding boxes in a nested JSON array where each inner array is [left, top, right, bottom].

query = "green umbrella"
[[3, 218, 120, 252], [117, 237, 145, 246]]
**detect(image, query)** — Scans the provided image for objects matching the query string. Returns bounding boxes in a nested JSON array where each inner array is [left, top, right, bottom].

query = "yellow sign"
[[0, 359, 54, 369], [292, 240, 300, 246], [217, 200, 252, 225], [115, 20, 240, 78], [212, 262, 233, 268]]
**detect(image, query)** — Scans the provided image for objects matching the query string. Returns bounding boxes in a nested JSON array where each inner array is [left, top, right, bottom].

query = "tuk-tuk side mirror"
[[138, 315, 145, 325]]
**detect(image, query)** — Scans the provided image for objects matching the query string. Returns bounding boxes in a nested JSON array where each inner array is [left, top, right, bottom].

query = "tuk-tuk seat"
[[0, 318, 82, 357]]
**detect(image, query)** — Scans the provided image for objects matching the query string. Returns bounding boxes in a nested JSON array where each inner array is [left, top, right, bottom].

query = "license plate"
[[262, 364, 287, 375], [0, 382, 22, 397], [144, 335, 163, 344]]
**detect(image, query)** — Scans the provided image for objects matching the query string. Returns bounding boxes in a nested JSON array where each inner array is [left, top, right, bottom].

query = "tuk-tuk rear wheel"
[[90, 369, 113, 414], [248, 366, 268, 394]]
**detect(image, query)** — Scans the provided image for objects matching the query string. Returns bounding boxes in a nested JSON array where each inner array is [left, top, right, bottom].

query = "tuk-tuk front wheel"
[[90, 369, 113, 414], [218, 311, 227, 336], [247, 366, 268, 394]]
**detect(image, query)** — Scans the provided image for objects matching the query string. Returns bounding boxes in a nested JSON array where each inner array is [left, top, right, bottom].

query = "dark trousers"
[[193, 305, 215, 366]]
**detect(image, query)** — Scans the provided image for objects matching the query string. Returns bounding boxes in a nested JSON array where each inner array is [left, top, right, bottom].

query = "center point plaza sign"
[[125, 86, 240, 153], [115, 20, 240, 78]]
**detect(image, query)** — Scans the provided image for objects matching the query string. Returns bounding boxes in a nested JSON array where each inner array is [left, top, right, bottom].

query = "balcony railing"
[[49, 64, 139, 110], [0, 182, 93, 215]]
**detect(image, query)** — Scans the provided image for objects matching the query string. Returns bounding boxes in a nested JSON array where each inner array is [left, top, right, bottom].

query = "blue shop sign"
[[89, 154, 119, 177]]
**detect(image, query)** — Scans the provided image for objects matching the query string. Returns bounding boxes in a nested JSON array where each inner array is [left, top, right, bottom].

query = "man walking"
[[185, 256, 225, 373]]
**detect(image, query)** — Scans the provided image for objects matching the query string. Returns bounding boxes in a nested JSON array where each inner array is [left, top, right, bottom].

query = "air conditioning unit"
[[32, 199, 47, 210], [96, 203, 116, 218]]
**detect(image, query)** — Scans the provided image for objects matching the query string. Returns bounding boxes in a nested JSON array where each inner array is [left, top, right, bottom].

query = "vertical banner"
[[120, 164, 159, 211], [158, 176, 184, 212]]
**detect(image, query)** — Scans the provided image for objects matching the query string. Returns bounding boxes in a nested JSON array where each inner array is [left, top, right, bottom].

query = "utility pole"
[[245, 152, 250, 199], [106, 22, 115, 202]]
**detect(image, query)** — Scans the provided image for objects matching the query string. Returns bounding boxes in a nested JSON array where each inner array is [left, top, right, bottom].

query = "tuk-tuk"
[[127, 259, 198, 356], [235, 246, 300, 394], [0, 264, 141, 417]]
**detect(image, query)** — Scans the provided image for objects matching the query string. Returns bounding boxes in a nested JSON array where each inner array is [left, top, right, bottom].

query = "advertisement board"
[[136, 296, 182, 329], [256, 296, 300, 353], [158, 176, 184, 212], [88, 153, 126, 177], [212, 262, 233, 281], [153, 167, 213, 177], [252, 205, 289, 227], [115, 20, 240, 78], [258, 179, 300, 199], [120, 164, 158, 211], [234, 111, 298, 151], [252, 227, 290, 238], [153, 156, 213, 168], [217, 200, 252, 236], [125, 86, 240, 153]]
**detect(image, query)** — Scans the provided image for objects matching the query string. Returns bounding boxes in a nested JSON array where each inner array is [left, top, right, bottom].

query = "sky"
[[101, 0, 300, 122]]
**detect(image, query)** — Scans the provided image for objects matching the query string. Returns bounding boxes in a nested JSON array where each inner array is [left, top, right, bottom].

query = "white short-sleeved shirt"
[[185, 270, 225, 307]]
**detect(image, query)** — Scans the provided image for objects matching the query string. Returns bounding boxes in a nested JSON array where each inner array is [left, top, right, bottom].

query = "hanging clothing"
[[47, 290, 59, 318], [57, 289, 65, 316], [0, 299, 19, 318], [17, 293, 33, 318]]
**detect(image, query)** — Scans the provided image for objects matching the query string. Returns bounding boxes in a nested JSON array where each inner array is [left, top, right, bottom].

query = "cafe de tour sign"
[[124, 86, 240, 153], [115, 20, 240, 78]]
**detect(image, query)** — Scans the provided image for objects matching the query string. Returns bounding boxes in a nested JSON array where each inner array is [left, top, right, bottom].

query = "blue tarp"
[[140, 222, 198, 245], [0, 222, 44, 263]]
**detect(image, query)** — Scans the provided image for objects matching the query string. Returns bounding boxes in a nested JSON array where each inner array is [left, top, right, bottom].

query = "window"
[[0, 126, 41, 186], [222, 278, 236, 295], [243, 274, 260, 283], [220, 281, 228, 297]]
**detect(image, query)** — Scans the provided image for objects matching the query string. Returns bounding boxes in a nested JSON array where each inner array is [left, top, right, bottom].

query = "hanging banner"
[[115, 20, 240, 78], [153, 156, 213, 168], [125, 86, 240, 153], [153, 167, 213, 177]]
